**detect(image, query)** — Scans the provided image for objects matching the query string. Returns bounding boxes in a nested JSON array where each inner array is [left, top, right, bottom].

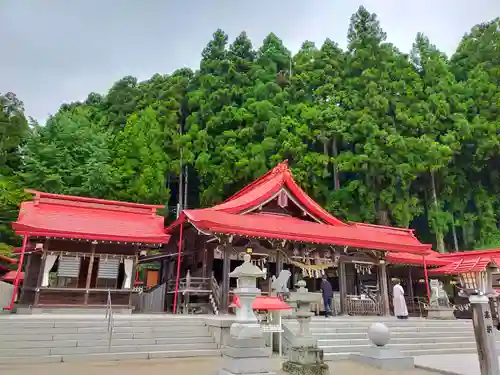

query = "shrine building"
[[159, 161, 437, 316], [4, 161, 452, 316], [5, 190, 169, 311]]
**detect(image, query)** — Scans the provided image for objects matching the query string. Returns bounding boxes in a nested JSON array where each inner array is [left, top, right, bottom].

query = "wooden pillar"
[[20, 253, 32, 303], [129, 255, 138, 308], [276, 250, 284, 276], [220, 244, 231, 314], [84, 242, 96, 305], [407, 266, 414, 299], [379, 260, 390, 316], [407, 266, 414, 315], [34, 240, 50, 307], [203, 246, 214, 280], [338, 262, 347, 315]]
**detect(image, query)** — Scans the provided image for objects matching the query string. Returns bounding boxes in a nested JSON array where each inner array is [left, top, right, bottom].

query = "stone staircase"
[[0, 314, 221, 364], [284, 316, 500, 361]]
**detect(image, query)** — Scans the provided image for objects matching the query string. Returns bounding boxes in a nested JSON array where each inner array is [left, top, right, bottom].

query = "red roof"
[[438, 249, 500, 259], [211, 160, 345, 226], [429, 256, 500, 274], [428, 249, 500, 274], [386, 251, 450, 266], [167, 161, 431, 253], [0, 271, 24, 282], [233, 295, 292, 311], [182, 210, 429, 253], [12, 190, 170, 244]]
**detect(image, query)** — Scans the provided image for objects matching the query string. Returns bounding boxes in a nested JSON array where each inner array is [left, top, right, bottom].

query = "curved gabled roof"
[[211, 160, 345, 226], [166, 161, 432, 254]]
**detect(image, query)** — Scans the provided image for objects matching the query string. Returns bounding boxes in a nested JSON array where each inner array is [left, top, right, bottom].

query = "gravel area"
[[0, 357, 440, 375]]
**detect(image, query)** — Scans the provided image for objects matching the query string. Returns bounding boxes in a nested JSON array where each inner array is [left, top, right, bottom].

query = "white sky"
[[1, 0, 498, 121]]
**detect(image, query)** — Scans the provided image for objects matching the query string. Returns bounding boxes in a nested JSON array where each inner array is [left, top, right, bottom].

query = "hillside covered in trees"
[[0, 7, 499, 255]]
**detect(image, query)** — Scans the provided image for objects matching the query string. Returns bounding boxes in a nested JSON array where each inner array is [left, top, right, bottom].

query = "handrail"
[[211, 275, 221, 309], [105, 289, 114, 349]]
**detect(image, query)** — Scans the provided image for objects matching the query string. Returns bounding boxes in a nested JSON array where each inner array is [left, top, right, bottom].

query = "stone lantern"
[[230, 253, 265, 322], [282, 280, 328, 375], [219, 253, 275, 375]]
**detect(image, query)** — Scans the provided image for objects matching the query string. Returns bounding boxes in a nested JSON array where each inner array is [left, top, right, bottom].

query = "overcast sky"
[[1, 0, 498, 123]]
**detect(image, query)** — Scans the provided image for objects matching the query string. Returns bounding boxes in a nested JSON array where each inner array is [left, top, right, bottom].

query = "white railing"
[[105, 289, 114, 349]]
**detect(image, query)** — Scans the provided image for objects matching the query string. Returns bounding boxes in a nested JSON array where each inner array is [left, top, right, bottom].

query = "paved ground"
[[415, 353, 500, 375], [0, 357, 440, 375]]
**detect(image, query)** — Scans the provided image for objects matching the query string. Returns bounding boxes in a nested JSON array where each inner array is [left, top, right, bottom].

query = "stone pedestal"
[[219, 324, 275, 375], [427, 307, 455, 320], [350, 346, 414, 371], [282, 280, 328, 375], [282, 346, 329, 375], [349, 322, 415, 371], [218, 254, 276, 375]]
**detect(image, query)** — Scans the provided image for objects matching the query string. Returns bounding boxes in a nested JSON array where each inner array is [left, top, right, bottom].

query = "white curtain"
[[42, 255, 58, 287], [123, 259, 134, 289]]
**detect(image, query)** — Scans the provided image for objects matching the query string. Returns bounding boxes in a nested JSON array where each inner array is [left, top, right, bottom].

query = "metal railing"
[[210, 275, 221, 314], [105, 289, 114, 349]]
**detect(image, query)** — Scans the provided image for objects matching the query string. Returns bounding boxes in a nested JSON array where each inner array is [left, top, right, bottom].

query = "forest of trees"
[[0, 7, 499, 256]]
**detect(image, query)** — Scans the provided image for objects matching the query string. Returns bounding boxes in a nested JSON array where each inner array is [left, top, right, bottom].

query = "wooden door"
[[146, 270, 159, 289]]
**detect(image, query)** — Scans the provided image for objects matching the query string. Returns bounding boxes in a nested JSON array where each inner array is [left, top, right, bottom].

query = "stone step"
[[320, 341, 478, 354], [0, 325, 209, 335], [305, 320, 472, 326], [0, 329, 212, 342], [15, 308, 128, 315], [0, 349, 222, 364], [317, 335, 478, 346], [307, 322, 472, 328], [308, 326, 471, 334], [0, 336, 215, 349], [0, 320, 206, 329], [0, 342, 219, 357], [323, 347, 480, 361], [312, 331, 477, 340], [308, 315, 464, 324]]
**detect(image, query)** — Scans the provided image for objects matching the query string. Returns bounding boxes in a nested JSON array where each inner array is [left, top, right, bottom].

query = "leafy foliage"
[[1, 7, 499, 253]]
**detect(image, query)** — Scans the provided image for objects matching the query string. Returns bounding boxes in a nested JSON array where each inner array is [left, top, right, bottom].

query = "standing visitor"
[[321, 274, 333, 317], [392, 278, 409, 319]]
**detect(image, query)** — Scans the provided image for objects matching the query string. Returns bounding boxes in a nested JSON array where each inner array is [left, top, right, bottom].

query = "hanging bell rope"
[[277, 249, 333, 278]]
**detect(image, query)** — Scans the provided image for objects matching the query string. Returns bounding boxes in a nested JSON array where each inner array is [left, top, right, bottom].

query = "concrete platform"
[[415, 353, 500, 375]]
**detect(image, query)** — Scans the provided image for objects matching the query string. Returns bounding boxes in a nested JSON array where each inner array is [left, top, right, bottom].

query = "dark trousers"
[[323, 297, 332, 316]]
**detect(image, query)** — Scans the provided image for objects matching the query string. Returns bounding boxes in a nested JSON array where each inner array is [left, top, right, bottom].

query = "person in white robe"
[[392, 278, 408, 319]]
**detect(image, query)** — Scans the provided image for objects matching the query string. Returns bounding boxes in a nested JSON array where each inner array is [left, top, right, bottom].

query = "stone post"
[[282, 280, 328, 375], [219, 253, 275, 375], [470, 296, 499, 375]]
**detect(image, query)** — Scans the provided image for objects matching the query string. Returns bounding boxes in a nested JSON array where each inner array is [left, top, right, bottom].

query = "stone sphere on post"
[[368, 322, 390, 347]]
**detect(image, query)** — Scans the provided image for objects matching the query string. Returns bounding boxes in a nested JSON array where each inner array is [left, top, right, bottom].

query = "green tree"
[[0, 92, 30, 250], [21, 107, 114, 198], [111, 106, 171, 204], [0, 92, 29, 175]]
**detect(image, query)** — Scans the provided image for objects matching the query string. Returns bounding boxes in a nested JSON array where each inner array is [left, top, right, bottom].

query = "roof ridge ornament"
[[272, 160, 289, 175]]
